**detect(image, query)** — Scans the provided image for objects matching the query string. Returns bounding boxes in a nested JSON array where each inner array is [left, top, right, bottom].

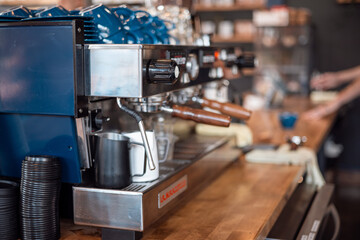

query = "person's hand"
[[303, 100, 340, 120], [311, 72, 339, 90]]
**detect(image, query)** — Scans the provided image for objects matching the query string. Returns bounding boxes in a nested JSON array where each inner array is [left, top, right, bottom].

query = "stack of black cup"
[[0, 180, 20, 240], [20, 155, 61, 240]]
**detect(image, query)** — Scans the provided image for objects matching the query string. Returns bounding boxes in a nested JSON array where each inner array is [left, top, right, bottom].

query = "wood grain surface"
[[246, 96, 336, 151], [142, 162, 305, 240], [60, 96, 335, 240], [60, 162, 304, 240]]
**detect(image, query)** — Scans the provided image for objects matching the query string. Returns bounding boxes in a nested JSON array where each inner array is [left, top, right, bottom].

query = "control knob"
[[186, 53, 199, 81], [147, 59, 180, 84], [226, 54, 257, 69]]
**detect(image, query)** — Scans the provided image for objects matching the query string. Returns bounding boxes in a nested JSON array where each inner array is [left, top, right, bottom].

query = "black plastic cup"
[[20, 155, 61, 240], [0, 180, 20, 240]]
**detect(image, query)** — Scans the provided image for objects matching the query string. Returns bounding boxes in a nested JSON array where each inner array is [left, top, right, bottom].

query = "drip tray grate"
[[122, 184, 146, 192], [173, 135, 228, 161]]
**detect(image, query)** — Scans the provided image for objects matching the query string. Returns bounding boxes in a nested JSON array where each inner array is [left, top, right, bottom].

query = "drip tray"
[[159, 135, 228, 179], [73, 135, 240, 232]]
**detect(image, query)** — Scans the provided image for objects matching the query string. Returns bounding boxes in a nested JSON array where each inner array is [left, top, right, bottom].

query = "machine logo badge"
[[158, 175, 188, 208]]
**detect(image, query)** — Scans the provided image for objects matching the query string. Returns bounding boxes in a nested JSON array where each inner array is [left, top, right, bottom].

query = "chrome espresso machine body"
[[0, 20, 243, 238]]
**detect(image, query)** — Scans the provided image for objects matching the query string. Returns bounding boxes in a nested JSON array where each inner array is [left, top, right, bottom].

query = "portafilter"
[[172, 86, 252, 121], [124, 93, 231, 127]]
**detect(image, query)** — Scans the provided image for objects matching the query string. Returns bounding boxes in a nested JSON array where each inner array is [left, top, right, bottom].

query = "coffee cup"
[[132, 10, 158, 44], [133, 10, 153, 28], [28, 8, 46, 17], [112, 7, 157, 44], [152, 17, 178, 44], [0, 6, 32, 18], [279, 112, 298, 129], [112, 7, 135, 26], [70, 10, 81, 15], [80, 4, 122, 39], [123, 131, 159, 182], [112, 8, 153, 30], [139, 29, 159, 44], [35, 5, 70, 17], [104, 29, 140, 44]]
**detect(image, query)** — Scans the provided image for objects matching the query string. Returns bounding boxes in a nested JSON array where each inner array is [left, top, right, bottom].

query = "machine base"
[[102, 228, 142, 240], [73, 135, 240, 232]]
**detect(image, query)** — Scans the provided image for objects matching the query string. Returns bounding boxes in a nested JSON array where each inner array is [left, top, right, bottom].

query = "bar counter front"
[[61, 96, 337, 240]]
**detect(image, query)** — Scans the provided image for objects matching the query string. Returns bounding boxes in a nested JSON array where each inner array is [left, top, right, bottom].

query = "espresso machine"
[[0, 20, 252, 239]]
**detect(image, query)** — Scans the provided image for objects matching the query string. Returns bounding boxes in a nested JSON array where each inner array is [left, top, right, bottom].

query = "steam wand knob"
[[147, 59, 180, 84]]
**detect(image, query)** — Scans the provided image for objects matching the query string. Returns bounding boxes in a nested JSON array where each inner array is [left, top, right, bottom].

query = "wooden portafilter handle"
[[200, 98, 252, 120], [170, 105, 231, 127]]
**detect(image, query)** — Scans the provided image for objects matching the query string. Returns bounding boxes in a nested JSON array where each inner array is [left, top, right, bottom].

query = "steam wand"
[[117, 98, 156, 171]]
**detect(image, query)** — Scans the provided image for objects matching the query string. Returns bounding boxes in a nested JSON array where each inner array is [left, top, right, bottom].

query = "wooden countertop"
[[142, 162, 305, 240], [247, 96, 336, 151], [60, 162, 305, 240], [60, 96, 336, 240]]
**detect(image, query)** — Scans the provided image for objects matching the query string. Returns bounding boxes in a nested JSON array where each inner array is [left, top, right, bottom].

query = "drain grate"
[[122, 184, 146, 192]]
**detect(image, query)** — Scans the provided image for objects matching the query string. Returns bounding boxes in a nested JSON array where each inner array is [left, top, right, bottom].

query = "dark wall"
[[287, 0, 360, 72]]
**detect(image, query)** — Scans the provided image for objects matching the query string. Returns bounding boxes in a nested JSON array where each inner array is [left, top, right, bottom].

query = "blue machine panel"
[[0, 113, 82, 183], [0, 25, 76, 116]]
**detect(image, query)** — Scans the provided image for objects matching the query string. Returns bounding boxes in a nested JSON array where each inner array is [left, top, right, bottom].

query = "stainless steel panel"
[[85, 44, 143, 97], [75, 117, 91, 169], [84, 44, 220, 98], [267, 183, 317, 239], [296, 184, 335, 240], [73, 187, 144, 231]]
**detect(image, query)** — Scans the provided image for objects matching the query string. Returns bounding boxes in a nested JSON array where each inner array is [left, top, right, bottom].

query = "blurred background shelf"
[[242, 68, 255, 76], [212, 35, 254, 44], [193, 3, 265, 12], [0, 0, 57, 5], [336, 0, 360, 3]]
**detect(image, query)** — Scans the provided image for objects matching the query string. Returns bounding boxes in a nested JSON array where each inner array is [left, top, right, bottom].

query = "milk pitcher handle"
[[129, 141, 147, 177]]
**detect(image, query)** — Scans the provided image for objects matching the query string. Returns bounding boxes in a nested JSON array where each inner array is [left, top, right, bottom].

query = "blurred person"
[[304, 65, 360, 171], [304, 65, 360, 119]]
